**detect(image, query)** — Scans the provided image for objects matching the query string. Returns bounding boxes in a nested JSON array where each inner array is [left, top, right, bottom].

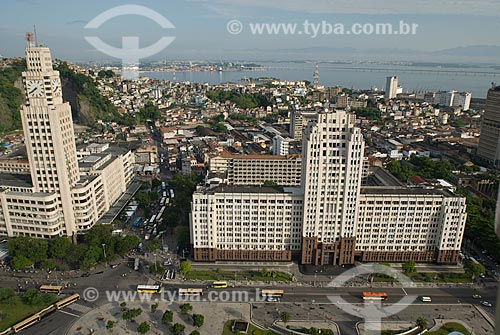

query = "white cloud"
[[203, 0, 500, 17]]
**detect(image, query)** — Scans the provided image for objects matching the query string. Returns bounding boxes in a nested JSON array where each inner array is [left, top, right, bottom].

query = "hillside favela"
[[0, 1, 500, 335]]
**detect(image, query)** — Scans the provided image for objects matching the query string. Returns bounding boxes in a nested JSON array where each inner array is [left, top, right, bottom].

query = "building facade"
[[191, 109, 467, 264], [0, 44, 133, 238], [477, 86, 500, 165], [385, 76, 398, 100], [208, 153, 302, 186]]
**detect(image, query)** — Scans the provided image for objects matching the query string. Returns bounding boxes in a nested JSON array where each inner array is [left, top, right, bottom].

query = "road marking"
[[58, 310, 79, 317], [402, 287, 407, 296]]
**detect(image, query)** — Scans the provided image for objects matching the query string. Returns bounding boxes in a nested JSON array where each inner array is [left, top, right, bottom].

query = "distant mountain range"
[[238, 45, 500, 63]]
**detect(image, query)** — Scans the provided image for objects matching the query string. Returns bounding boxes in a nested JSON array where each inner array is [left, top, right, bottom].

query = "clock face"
[[26, 80, 45, 98], [52, 79, 61, 96]]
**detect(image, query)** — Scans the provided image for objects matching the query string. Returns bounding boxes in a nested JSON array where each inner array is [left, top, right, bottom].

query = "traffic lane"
[[21, 310, 76, 335]]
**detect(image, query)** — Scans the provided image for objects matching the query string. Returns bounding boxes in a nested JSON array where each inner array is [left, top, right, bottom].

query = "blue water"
[[142, 62, 500, 98]]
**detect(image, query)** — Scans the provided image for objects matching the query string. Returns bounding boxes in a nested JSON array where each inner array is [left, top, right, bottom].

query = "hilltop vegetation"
[[55, 62, 125, 126], [0, 60, 26, 132], [207, 90, 271, 109], [0, 59, 125, 131]]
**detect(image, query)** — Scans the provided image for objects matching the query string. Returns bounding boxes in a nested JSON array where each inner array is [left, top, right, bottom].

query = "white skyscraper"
[[385, 76, 398, 100], [21, 44, 79, 234], [300, 110, 365, 265], [0, 41, 134, 238]]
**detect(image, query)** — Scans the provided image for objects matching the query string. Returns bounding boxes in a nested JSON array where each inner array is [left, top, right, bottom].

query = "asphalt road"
[[9, 264, 498, 334]]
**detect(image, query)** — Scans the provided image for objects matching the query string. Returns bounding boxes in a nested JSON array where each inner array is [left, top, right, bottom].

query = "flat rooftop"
[[0, 173, 32, 188], [202, 184, 302, 195], [361, 186, 454, 197]]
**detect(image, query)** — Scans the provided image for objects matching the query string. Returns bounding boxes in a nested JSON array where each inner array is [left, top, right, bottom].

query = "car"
[[472, 294, 482, 299], [266, 297, 278, 302], [481, 301, 492, 307]]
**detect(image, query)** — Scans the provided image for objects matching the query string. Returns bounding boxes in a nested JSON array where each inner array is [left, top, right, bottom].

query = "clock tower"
[[20, 34, 78, 236]]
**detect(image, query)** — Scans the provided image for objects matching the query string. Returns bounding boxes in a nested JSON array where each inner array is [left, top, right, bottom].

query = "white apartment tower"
[[385, 76, 398, 100], [272, 135, 290, 156], [301, 110, 365, 264]]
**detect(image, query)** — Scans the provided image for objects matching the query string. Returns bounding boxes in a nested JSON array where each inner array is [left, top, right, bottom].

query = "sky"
[[1, 0, 500, 63]]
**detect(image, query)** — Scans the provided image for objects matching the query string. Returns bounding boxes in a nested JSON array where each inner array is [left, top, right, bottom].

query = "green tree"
[[12, 255, 33, 269], [145, 239, 161, 252], [135, 192, 152, 206], [280, 311, 291, 324], [116, 235, 139, 255], [0, 288, 15, 301], [162, 310, 173, 324], [416, 317, 428, 330], [40, 259, 56, 270], [180, 303, 193, 314], [262, 180, 278, 186], [192, 314, 204, 327], [49, 236, 72, 259], [464, 260, 485, 280], [190, 331, 201, 335], [122, 308, 143, 320], [151, 303, 159, 313], [169, 323, 185, 335], [137, 321, 150, 334], [179, 261, 191, 275], [151, 178, 162, 190], [106, 320, 115, 330], [402, 261, 417, 274]]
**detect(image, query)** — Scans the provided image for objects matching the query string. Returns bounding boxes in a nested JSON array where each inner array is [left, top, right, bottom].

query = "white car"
[[481, 301, 492, 307], [266, 297, 278, 302]]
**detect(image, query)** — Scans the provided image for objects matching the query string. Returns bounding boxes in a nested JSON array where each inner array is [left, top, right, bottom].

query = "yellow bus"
[[56, 293, 80, 309], [260, 289, 284, 297], [39, 285, 64, 294], [137, 285, 162, 293], [178, 288, 203, 296], [212, 281, 228, 289], [12, 313, 41, 333]]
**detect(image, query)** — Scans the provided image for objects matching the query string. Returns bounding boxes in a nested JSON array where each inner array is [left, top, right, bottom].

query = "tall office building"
[[22, 44, 79, 234], [301, 110, 365, 265], [191, 110, 467, 265], [385, 76, 398, 100], [477, 85, 500, 165], [0, 41, 134, 238]]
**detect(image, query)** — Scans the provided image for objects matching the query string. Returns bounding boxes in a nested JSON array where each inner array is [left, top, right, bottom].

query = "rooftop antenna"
[[26, 32, 35, 48], [33, 25, 38, 47]]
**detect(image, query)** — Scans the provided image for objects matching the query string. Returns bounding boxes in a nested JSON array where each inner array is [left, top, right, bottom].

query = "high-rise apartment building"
[[0, 43, 133, 238], [385, 76, 398, 100], [272, 135, 291, 156], [477, 86, 500, 165], [191, 109, 467, 264]]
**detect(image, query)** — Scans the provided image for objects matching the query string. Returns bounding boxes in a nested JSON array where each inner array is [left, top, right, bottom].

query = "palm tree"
[[416, 317, 428, 330]]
